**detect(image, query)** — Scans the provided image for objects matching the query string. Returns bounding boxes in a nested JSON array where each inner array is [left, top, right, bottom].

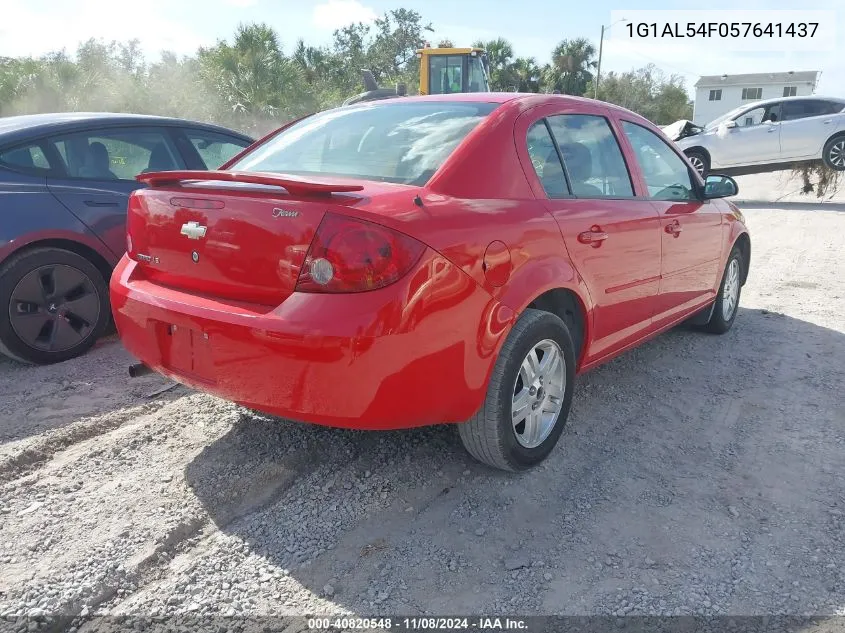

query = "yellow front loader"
[[343, 44, 490, 106]]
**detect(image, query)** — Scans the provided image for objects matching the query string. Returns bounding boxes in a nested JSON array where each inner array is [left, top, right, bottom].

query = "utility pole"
[[594, 24, 605, 99], [595, 18, 626, 100]]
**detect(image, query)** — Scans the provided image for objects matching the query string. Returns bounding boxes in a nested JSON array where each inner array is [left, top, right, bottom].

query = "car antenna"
[[414, 195, 424, 207]]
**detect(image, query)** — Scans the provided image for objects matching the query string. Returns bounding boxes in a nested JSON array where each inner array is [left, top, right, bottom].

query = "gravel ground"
[[0, 206, 843, 627]]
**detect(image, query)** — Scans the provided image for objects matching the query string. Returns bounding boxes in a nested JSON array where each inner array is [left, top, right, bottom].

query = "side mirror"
[[724, 120, 738, 129], [703, 174, 739, 199]]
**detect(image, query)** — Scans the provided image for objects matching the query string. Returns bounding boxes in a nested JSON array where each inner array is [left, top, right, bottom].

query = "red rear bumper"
[[109, 252, 513, 430]]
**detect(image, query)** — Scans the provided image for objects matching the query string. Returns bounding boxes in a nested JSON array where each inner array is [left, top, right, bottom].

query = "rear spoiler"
[[136, 170, 365, 196]]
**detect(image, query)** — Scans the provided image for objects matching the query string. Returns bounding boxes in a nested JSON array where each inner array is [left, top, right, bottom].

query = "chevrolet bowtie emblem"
[[180, 221, 207, 240]]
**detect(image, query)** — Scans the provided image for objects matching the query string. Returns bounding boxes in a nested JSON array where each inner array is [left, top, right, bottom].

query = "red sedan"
[[110, 93, 750, 472]]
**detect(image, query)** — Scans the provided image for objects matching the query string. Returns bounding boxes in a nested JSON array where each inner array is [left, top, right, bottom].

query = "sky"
[[1, 0, 842, 99]]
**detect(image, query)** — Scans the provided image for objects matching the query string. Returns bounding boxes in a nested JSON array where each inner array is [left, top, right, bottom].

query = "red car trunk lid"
[[126, 171, 366, 305]]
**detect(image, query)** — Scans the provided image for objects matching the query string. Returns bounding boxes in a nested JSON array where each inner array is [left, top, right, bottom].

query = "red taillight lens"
[[295, 213, 426, 293]]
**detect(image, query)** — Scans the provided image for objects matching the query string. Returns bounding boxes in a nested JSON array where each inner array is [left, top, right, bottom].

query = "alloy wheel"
[[511, 339, 566, 449], [688, 155, 706, 176], [829, 140, 845, 169], [9, 264, 101, 353], [721, 258, 740, 322]]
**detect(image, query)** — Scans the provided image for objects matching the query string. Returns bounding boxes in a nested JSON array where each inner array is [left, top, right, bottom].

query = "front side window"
[[49, 128, 183, 180], [0, 143, 51, 173], [429, 55, 464, 94], [621, 121, 695, 201], [185, 130, 250, 169], [526, 121, 568, 198], [546, 114, 633, 198], [734, 103, 780, 127], [230, 101, 498, 186]]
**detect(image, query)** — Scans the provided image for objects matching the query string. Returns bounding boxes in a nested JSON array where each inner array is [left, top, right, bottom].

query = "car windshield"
[[230, 101, 499, 186]]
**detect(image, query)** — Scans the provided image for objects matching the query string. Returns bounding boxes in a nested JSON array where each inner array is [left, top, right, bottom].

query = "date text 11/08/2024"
[[307, 617, 529, 630], [625, 21, 819, 38]]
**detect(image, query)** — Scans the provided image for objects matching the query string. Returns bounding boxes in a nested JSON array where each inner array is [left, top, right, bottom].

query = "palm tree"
[[512, 57, 541, 92], [198, 23, 312, 123], [546, 37, 597, 95], [473, 38, 515, 91], [293, 39, 330, 84]]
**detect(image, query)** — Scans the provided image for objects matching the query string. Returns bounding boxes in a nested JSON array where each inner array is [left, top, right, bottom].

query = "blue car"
[[0, 113, 254, 364]]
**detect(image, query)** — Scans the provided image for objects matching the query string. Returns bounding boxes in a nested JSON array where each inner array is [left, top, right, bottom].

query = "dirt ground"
[[0, 206, 844, 626]]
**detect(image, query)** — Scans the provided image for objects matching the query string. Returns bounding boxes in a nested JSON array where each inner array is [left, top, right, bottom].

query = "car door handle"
[[577, 227, 608, 246], [768, 127, 778, 133], [823, 119, 833, 125], [84, 200, 119, 207], [665, 221, 683, 237]]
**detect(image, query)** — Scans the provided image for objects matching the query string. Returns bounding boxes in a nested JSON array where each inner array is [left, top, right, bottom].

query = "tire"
[[822, 135, 845, 171], [0, 247, 110, 365], [458, 308, 576, 472], [701, 246, 744, 334], [685, 149, 710, 177]]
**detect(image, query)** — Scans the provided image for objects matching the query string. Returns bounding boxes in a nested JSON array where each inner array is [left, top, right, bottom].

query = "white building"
[[692, 71, 820, 125]]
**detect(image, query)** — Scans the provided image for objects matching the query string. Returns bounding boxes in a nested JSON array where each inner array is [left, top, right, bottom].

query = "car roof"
[[341, 92, 649, 119], [0, 112, 253, 145], [738, 94, 845, 109], [356, 92, 609, 107]]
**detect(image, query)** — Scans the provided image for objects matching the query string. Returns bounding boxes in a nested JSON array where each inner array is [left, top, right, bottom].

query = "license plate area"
[[153, 321, 216, 384]]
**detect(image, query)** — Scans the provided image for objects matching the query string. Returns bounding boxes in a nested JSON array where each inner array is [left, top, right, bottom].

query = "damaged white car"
[[663, 95, 845, 176]]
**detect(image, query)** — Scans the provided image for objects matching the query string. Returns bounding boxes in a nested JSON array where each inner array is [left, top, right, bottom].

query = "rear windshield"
[[229, 101, 499, 186]]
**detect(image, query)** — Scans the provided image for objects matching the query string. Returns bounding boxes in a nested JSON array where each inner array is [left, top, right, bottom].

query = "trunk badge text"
[[180, 221, 208, 240], [136, 254, 159, 264], [272, 208, 299, 218]]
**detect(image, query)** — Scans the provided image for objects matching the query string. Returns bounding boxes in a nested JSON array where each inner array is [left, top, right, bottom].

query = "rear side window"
[[822, 100, 845, 114], [526, 121, 568, 198], [546, 114, 634, 198], [0, 144, 51, 173], [782, 99, 844, 120], [229, 102, 498, 186], [185, 130, 250, 169], [49, 128, 184, 181]]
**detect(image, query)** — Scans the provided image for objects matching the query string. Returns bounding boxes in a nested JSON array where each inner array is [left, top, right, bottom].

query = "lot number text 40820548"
[[307, 617, 529, 630], [625, 21, 819, 39]]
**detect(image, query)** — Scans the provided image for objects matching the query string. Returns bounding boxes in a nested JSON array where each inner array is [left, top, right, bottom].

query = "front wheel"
[[701, 246, 744, 334], [458, 309, 576, 472], [823, 135, 845, 171], [0, 248, 110, 364], [685, 150, 709, 177]]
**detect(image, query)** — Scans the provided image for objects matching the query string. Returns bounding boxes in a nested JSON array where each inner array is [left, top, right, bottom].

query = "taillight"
[[126, 194, 142, 258], [295, 213, 426, 293]]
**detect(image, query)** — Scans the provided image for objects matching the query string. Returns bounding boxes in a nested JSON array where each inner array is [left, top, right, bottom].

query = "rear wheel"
[[823, 135, 845, 171], [0, 248, 110, 364], [458, 309, 576, 472], [685, 149, 709, 177]]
